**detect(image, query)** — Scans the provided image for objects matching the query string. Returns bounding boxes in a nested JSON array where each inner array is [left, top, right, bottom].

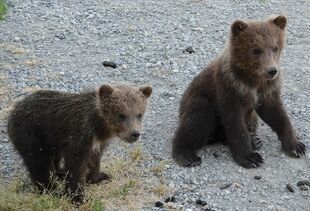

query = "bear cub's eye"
[[118, 113, 127, 121], [272, 46, 279, 52], [252, 48, 263, 55]]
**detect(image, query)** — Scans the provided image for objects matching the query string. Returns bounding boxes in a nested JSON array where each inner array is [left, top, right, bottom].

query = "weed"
[[114, 179, 137, 196], [151, 160, 167, 176], [128, 145, 143, 161], [0, 0, 7, 20]]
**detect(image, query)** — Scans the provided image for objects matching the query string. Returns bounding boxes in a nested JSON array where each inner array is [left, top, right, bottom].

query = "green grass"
[[114, 179, 137, 196], [0, 146, 165, 210], [0, 0, 7, 20]]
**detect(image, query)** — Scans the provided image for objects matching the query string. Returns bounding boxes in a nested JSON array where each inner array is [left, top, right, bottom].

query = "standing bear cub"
[[172, 15, 306, 168], [8, 84, 152, 203]]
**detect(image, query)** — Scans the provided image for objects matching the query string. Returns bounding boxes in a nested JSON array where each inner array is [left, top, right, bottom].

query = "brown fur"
[[7, 84, 152, 203], [172, 15, 306, 168]]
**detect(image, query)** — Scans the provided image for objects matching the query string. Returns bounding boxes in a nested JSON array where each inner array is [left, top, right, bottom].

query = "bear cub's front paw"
[[234, 152, 264, 168], [88, 172, 111, 184], [173, 150, 202, 167]]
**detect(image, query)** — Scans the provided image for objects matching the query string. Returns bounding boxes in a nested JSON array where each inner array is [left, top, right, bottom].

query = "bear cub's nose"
[[267, 67, 278, 78], [131, 131, 140, 139]]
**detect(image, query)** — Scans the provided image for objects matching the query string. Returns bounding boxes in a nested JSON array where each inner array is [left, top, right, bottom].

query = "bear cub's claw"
[[71, 193, 85, 205], [174, 151, 202, 167], [284, 141, 306, 158], [88, 172, 111, 184], [252, 137, 263, 150], [236, 152, 264, 169], [96, 172, 111, 182]]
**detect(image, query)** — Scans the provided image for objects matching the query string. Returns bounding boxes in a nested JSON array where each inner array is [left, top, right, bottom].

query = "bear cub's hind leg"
[[172, 110, 216, 167]]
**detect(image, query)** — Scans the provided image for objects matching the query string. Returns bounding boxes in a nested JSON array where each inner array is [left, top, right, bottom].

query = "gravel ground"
[[1, 0, 310, 210]]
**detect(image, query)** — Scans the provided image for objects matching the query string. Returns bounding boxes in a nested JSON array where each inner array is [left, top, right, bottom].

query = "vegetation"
[[0, 0, 7, 20], [0, 145, 167, 210]]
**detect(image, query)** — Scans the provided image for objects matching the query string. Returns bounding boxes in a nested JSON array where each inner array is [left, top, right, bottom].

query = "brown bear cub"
[[8, 84, 152, 203], [172, 15, 306, 168]]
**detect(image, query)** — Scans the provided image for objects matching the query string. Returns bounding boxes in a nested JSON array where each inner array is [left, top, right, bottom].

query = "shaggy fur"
[[172, 15, 306, 168], [7, 84, 152, 203]]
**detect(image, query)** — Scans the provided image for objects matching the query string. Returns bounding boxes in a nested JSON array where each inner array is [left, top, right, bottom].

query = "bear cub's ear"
[[231, 20, 248, 36], [273, 15, 287, 30], [139, 86, 152, 98], [99, 84, 114, 98]]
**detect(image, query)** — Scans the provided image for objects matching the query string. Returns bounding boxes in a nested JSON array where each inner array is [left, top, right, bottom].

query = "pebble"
[[296, 180, 310, 187], [166, 202, 177, 209], [154, 201, 164, 208], [183, 47, 195, 54], [286, 184, 294, 192], [213, 152, 220, 158], [102, 61, 117, 69], [196, 199, 208, 206], [55, 33, 65, 40], [220, 183, 232, 190], [165, 196, 176, 203], [168, 182, 175, 188], [299, 185, 309, 191], [254, 175, 262, 180]]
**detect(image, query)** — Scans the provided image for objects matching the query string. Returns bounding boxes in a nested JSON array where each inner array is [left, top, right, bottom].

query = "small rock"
[[55, 33, 65, 40], [165, 196, 176, 203], [102, 61, 117, 68], [191, 179, 199, 185], [220, 183, 232, 190], [254, 175, 262, 180], [177, 204, 184, 209], [299, 185, 309, 191], [196, 199, 208, 206], [168, 182, 175, 188], [286, 184, 294, 192], [233, 182, 242, 188], [191, 27, 204, 32], [155, 201, 164, 208], [276, 206, 288, 211], [213, 152, 219, 158], [183, 47, 195, 54], [297, 180, 310, 187], [166, 202, 177, 209]]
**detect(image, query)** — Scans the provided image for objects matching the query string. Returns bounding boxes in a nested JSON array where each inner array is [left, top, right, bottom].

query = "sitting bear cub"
[[172, 15, 306, 168], [8, 84, 152, 203]]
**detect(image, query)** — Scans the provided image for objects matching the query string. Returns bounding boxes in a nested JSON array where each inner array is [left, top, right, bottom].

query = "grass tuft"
[[114, 179, 137, 196], [152, 182, 169, 196], [128, 144, 143, 161], [151, 160, 167, 176], [91, 199, 105, 211], [25, 58, 39, 67], [0, 0, 7, 20], [0, 43, 28, 55]]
